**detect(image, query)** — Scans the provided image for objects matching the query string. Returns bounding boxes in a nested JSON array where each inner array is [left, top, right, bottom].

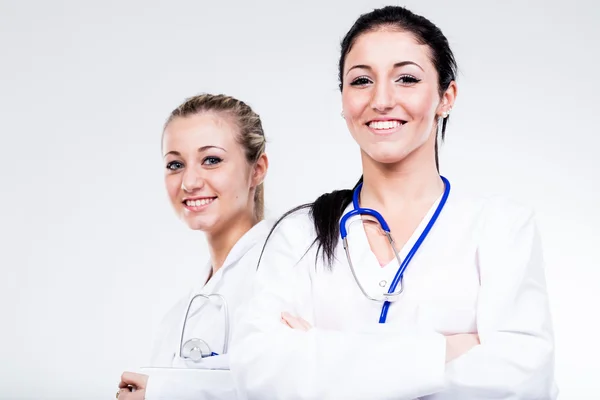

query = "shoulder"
[[479, 195, 536, 232], [448, 184, 536, 229], [450, 191, 546, 284], [258, 206, 318, 265], [223, 220, 274, 269], [452, 193, 540, 270], [268, 206, 316, 243], [441, 183, 540, 255]]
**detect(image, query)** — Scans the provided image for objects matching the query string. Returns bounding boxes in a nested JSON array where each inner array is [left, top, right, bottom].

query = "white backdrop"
[[1, 0, 598, 398]]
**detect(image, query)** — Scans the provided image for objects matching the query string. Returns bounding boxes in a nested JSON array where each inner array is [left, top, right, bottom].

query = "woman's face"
[[341, 29, 454, 166], [162, 112, 261, 233]]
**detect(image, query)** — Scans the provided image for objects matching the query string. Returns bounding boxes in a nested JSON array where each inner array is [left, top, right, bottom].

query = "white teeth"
[[185, 198, 215, 207], [369, 120, 403, 130]]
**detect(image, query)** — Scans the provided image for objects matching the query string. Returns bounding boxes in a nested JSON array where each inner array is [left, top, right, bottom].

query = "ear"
[[436, 81, 458, 117], [251, 153, 269, 188]]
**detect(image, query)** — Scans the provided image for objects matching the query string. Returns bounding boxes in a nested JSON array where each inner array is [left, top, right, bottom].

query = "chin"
[[181, 214, 219, 232], [366, 147, 411, 165]]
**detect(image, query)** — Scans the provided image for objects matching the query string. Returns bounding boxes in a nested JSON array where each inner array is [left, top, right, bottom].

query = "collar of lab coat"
[[199, 220, 270, 293]]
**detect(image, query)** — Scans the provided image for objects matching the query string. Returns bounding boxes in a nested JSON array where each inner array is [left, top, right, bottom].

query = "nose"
[[181, 165, 204, 193], [370, 81, 395, 113]]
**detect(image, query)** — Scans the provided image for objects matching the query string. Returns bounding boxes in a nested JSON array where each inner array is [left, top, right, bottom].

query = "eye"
[[396, 75, 421, 85], [202, 156, 223, 166], [349, 76, 373, 87], [166, 161, 184, 171]]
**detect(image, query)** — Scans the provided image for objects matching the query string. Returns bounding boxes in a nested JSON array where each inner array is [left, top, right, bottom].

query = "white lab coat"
[[143, 220, 270, 400], [230, 188, 558, 400]]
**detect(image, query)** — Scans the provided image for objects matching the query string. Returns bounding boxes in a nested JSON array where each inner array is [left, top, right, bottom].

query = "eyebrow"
[[346, 61, 424, 76], [163, 145, 227, 158]]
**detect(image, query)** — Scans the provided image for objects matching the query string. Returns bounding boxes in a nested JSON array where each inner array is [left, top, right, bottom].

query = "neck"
[[360, 149, 443, 211], [206, 211, 259, 276]]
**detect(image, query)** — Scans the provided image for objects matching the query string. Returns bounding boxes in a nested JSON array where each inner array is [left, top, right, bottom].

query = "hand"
[[281, 312, 312, 331], [117, 372, 148, 400], [445, 333, 480, 363]]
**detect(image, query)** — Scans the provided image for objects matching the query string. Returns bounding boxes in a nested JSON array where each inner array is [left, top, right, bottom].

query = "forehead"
[[163, 112, 239, 151], [345, 29, 433, 71]]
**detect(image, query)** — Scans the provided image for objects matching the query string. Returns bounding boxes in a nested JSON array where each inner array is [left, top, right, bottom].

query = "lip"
[[367, 117, 406, 122], [182, 196, 217, 212], [365, 118, 407, 136]]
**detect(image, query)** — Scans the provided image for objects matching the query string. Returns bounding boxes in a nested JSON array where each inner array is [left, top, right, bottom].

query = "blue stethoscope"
[[339, 176, 450, 323]]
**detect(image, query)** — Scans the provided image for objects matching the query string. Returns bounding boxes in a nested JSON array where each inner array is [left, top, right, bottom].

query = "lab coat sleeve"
[[441, 201, 558, 399], [230, 212, 447, 400]]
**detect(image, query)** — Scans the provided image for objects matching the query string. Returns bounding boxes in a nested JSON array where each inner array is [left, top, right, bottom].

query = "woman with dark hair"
[[230, 6, 557, 400]]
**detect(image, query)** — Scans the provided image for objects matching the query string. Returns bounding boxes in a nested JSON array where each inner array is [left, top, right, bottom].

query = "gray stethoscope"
[[178, 293, 230, 362]]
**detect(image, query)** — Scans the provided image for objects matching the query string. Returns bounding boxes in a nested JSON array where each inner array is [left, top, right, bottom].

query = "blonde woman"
[[117, 94, 269, 400]]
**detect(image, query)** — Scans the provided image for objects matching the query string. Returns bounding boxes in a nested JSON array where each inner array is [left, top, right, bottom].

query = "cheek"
[[209, 168, 250, 202], [404, 91, 438, 121], [205, 173, 229, 196], [164, 175, 180, 202], [342, 90, 369, 120]]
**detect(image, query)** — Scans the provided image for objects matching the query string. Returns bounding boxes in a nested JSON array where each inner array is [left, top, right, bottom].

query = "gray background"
[[1, 0, 598, 398]]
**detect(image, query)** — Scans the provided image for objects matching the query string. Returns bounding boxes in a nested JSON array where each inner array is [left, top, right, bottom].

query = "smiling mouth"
[[367, 120, 407, 130], [182, 197, 217, 208]]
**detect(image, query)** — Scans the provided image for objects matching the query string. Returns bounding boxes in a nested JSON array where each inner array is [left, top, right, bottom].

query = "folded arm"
[[440, 203, 557, 399]]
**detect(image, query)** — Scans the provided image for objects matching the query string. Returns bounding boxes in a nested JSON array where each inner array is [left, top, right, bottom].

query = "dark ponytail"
[[257, 177, 362, 270], [308, 177, 362, 265]]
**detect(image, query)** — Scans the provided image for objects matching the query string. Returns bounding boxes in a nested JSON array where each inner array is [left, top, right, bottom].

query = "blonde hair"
[[164, 93, 267, 220]]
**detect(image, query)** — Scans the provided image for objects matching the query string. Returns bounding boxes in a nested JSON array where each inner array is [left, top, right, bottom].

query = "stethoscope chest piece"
[[181, 338, 212, 361]]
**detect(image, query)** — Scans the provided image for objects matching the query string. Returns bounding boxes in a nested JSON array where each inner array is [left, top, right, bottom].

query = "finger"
[[120, 372, 135, 386], [281, 312, 311, 331], [120, 372, 143, 388], [284, 312, 312, 330], [281, 312, 302, 330], [293, 315, 312, 330], [118, 384, 137, 392], [119, 390, 145, 400], [119, 381, 134, 389], [281, 312, 302, 328], [299, 318, 312, 331], [280, 315, 293, 328]]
